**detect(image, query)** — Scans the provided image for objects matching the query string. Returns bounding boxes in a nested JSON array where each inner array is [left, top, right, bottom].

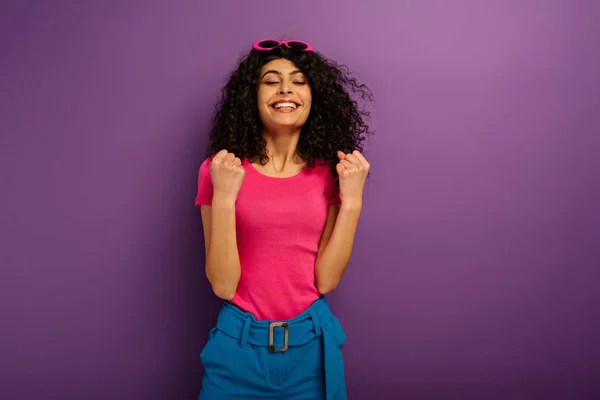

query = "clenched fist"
[[210, 149, 245, 204], [336, 150, 370, 206]]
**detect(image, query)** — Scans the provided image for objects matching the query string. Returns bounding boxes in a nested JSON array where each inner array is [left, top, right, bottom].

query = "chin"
[[263, 115, 304, 129], [273, 116, 301, 125], [262, 120, 302, 133], [272, 123, 303, 132]]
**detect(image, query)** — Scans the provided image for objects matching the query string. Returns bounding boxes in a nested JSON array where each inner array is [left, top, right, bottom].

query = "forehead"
[[260, 58, 303, 75]]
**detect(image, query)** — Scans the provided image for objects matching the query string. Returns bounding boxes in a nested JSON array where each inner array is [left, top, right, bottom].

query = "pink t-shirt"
[[195, 157, 340, 320]]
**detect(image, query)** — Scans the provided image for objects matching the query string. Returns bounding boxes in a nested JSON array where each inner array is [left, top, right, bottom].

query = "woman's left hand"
[[336, 150, 370, 207]]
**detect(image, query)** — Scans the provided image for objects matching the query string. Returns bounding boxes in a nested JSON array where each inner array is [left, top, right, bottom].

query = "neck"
[[262, 128, 302, 164]]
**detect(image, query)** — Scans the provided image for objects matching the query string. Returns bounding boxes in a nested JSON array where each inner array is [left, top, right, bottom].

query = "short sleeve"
[[328, 184, 341, 205], [327, 177, 341, 205], [195, 158, 213, 207]]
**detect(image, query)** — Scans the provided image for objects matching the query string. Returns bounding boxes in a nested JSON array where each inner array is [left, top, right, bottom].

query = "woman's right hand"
[[210, 149, 245, 204]]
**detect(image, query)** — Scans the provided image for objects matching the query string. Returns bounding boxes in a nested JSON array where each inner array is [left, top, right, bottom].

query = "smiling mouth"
[[271, 101, 299, 111]]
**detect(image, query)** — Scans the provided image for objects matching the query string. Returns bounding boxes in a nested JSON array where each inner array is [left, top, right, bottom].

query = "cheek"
[[256, 89, 269, 106], [303, 95, 312, 113], [301, 89, 312, 108], [256, 91, 271, 124]]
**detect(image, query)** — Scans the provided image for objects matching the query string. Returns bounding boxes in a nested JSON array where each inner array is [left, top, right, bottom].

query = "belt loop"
[[309, 310, 322, 337], [240, 317, 251, 348]]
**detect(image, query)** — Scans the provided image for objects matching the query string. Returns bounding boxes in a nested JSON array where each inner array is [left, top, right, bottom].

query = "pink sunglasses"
[[252, 39, 313, 52]]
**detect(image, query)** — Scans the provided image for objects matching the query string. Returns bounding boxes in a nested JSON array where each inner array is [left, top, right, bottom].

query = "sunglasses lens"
[[287, 41, 308, 50], [258, 40, 279, 49]]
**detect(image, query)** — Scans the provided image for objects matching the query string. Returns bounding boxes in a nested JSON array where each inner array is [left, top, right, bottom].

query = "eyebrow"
[[261, 70, 304, 78]]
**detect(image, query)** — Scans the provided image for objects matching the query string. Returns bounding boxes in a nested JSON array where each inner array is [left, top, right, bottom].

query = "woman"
[[195, 39, 373, 400]]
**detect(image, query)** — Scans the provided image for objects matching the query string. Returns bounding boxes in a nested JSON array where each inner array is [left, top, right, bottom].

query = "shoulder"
[[195, 156, 216, 207], [200, 155, 215, 169], [198, 155, 254, 181], [198, 155, 217, 176], [309, 159, 331, 173], [197, 155, 218, 187], [308, 159, 336, 182], [307, 159, 340, 204]]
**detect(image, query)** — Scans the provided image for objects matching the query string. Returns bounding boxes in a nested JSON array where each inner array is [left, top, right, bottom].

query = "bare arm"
[[314, 150, 370, 294], [200, 199, 241, 300], [314, 202, 362, 294], [199, 150, 245, 300]]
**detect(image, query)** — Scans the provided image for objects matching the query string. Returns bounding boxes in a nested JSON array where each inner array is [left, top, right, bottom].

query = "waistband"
[[214, 296, 343, 400], [216, 296, 333, 350]]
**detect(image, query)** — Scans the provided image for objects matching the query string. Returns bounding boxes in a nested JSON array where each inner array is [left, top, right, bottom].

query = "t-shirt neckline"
[[245, 159, 306, 180]]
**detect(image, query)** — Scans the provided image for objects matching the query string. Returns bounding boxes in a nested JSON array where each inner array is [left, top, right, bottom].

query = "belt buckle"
[[268, 321, 289, 352]]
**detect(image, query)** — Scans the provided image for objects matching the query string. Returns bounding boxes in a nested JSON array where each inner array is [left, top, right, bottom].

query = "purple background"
[[1, 0, 599, 399]]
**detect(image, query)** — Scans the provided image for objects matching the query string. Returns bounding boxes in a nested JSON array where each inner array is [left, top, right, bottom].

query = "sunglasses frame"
[[252, 39, 313, 52]]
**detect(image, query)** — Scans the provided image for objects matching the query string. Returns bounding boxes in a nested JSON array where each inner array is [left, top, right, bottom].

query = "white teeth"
[[273, 102, 297, 109]]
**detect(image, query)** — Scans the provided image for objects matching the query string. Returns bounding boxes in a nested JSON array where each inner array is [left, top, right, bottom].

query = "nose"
[[278, 81, 293, 95]]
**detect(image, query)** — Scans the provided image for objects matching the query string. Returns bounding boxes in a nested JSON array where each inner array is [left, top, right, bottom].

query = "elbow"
[[315, 265, 344, 295], [316, 279, 339, 295], [205, 260, 240, 300], [315, 260, 346, 295], [211, 283, 237, 300], [206, 270, 239, 300]]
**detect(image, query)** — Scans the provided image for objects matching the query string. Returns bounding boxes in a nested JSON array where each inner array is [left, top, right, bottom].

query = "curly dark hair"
[[207, 44, 374, 181]]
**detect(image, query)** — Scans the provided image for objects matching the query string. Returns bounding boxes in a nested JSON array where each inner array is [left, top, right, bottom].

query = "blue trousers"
[[198, 296, 348, 399]]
